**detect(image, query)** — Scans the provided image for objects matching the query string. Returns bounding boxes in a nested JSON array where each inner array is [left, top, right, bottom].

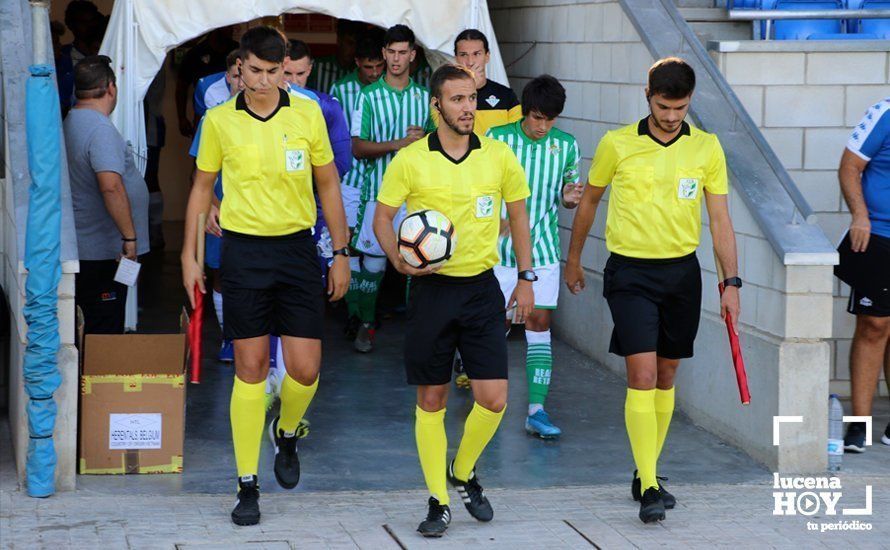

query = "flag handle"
[[714, 249, 751, 405], [196, 213, 206, 268]]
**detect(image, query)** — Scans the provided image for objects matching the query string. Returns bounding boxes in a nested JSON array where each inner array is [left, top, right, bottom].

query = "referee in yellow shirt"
[[374, 65, 533, 537], [565, 58, 741, 524], [181, 27, 349, 526]]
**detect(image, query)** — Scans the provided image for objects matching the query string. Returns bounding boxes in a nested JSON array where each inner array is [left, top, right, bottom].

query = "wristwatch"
[[518, 270, 538, 282], [332, 247, 351, 258], [723, 277, 743, 289]]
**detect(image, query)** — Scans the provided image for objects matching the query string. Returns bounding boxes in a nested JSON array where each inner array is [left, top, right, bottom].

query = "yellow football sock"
[[230, 376, 266, 478], [415, 406, 449, 505], [654, 386, 675, 462], [453, 402, 505, 481], [626, 388, 658, 491], [279, 373, 318, 434]]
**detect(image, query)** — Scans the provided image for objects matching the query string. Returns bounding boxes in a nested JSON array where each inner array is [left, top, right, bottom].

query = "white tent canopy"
[[99, 0, 507, 170]]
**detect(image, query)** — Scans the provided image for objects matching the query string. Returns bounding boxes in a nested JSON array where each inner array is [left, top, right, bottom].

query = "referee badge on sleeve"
[[476, 195, 494, 218], [678, 178, 699, 200], [286, 149, 305, 172]]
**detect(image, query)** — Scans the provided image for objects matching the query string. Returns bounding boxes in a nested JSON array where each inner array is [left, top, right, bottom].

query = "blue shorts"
[[206, 233, 221, 269], [205, 182, 224, 270]]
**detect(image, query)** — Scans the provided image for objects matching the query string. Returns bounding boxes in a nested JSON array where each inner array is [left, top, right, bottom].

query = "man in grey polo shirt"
[[64, 55, 149, 334]]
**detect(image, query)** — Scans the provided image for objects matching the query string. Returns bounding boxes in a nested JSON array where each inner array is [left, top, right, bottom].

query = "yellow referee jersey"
[[378, 132, 530, 277], [588, 118, 728, 259], [196, 88, 334, 236]]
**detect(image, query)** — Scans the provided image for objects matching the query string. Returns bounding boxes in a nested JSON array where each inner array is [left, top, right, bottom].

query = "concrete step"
[[679, 7, 733, 21], [673, 0, 726, 8], [679, 8, 754, 42]]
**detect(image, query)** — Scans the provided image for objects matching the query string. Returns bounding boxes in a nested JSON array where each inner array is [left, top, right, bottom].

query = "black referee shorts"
[[220, 229, 324, 340], [405, 269, 508, 385], [603, 252, 702, 360]]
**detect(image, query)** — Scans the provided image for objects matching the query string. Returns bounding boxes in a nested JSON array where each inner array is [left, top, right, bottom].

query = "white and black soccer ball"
[[398, 210, 456, 269]]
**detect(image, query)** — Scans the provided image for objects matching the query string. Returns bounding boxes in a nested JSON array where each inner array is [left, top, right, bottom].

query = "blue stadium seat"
[[859, 0, 890, 38], [773, 0, 843, 39]]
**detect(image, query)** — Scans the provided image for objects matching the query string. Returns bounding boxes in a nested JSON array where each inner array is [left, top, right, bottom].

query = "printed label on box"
[[109, 413, 162, 449]]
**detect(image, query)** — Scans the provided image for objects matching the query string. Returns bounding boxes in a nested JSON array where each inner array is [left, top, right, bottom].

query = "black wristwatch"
[[518, 270, 538, 282], [332, 247, 351, 258], [723, 277, 743, 289]]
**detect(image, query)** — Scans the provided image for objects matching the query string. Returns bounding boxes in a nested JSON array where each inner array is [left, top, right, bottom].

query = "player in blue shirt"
[[837, 96, 890, 452], [283, 39, 352, 177], [193, 68, 230, 121]]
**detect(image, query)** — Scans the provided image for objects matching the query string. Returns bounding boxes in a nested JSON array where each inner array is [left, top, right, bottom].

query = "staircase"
[[673, 0, 755, 42]]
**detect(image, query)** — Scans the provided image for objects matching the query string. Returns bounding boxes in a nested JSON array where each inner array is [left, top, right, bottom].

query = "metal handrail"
[[728, 8, 890, 39], [729, 8, 890, 19]]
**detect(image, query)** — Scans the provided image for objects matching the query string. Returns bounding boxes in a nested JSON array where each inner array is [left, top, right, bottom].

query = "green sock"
[[526, 330, 552, 407], [345, 270, 362, 318], [355, 269, 384, 323]]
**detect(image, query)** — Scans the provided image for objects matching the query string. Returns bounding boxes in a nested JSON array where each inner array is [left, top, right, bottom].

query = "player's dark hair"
[[64, 0, 99, 29], [355, 35, 383, 61], [454, 28, 489, 54], [287, 39, 311, 62], [521, 75, 566, 119], [73, 54, 115, 99], [383, 24, 415, 49], [429, 64, 475, 100], [239, 26, 286, 64], [225, 49, 240, 69], [648, 57, 696, 100]]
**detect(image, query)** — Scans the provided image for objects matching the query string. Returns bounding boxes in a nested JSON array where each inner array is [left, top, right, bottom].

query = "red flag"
[[188, 285, 204, 384], [714, 251, 751, 405], [188, 213, 207, 384]]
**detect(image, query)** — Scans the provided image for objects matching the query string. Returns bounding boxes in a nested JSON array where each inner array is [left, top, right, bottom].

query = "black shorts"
[[838, 233, 890, 317], [220, 229, 324, 340], [848, 288, 890, 317], [404, 270, 508, 385], [75, 259, 128, 335], [603, 253, 702, 360]]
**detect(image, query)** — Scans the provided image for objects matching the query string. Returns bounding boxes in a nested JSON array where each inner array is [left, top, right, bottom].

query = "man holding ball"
[[374, 64, 534, 537]]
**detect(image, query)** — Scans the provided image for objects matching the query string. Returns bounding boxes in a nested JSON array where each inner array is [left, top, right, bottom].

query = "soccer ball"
[[398, 210, 456, 269]]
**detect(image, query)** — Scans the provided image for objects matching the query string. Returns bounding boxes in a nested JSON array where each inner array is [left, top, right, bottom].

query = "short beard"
[[648, 111, 680, 134], [441, 110, 474, 136]]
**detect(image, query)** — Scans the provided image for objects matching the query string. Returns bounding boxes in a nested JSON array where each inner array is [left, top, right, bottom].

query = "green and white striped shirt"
[[353, 77, 431, 201], [412, 62, 432, 89], [487, 120, 581, 268], [309, 55, 350, 94], [331, 70, 365, 189]]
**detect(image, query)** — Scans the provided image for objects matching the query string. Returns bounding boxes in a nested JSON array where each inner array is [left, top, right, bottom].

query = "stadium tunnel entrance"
[[52, 0, 771, 495]]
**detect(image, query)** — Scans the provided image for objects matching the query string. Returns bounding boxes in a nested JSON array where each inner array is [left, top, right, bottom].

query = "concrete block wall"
[[490, 0, 835, 471], [710, 43, 890, 398]]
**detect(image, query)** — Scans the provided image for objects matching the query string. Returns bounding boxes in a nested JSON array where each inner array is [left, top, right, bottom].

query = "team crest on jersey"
[[485, 95, 500, 107], [678, 178, 699, 200], [549, 143, 561, 155], [476, 195, 494, 218]]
